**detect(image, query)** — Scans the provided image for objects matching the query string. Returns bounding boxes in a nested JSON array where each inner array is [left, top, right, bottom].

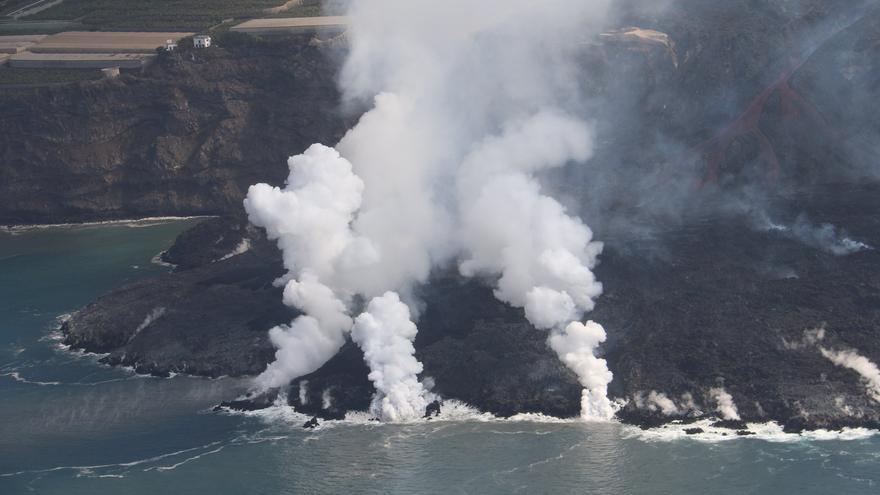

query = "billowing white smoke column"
[[633, 391, 681, 416], [457, 111, 612, 420], [548, 322, 614, 419], [245, 145, 363, 390], [352, 292, 432, 421], [457, 111, 603, 324], [820, 347, 880, 403], [245, 0, 616, 419], [709, 388, 741, 421]]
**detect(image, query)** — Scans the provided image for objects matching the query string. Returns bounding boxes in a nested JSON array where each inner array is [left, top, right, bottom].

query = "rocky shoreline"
[[60, 183, 880, 432]]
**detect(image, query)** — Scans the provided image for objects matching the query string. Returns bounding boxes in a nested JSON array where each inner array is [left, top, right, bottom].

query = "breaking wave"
[[622, 419, 879, 443]]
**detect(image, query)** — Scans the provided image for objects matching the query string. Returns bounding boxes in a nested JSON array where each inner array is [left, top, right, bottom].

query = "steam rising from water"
[[246, 0, 615, 420], [549, 322, 615, 419], [709, 388, 741, 421], [352, 292, 433, 421], [245, 145, 360, 390]]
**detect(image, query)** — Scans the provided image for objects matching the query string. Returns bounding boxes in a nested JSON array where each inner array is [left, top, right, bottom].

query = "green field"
[[28, 0, 294, 31], [0, 67, 101, 85], [0, 0, 36, 17], [0, 19, 80, 34]]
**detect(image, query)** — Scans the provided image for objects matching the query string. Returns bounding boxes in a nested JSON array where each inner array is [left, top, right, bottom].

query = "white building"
[[165, 39, 178, 51], [193, 35, 211, 48]]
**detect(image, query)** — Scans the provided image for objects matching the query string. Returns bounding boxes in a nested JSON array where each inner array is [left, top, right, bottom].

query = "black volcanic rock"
[[62, 228, 292, 378], [161, 216, 251, 270], [286, 341, 373, 420], [216, 389, 279, 412], [414, 273, 584, 418], [62, 182, 880, 428], [425, 400, 441, 418], [711, 420, 749, 431], [595, 183, 880, 428]]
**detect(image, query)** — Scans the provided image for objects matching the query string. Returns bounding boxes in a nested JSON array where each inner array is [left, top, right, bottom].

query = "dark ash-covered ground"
[[62, 182, 880, 431]]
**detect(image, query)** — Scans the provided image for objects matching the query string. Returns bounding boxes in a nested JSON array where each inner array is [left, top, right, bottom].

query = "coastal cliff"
[[60, 183, 880, 430], [0, 33, 352, 225], [20, 1, 880, 430]]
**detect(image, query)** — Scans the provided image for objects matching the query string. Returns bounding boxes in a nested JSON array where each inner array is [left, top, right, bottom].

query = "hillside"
[[0, 34, 353, 224]]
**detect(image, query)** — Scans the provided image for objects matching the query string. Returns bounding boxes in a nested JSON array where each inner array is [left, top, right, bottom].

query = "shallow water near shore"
[[1, 222, 879, 494]]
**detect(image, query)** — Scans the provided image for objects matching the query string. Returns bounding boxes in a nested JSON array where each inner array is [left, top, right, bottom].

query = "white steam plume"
[[245, 0, 616, 419], [781, 325, 826, 350], [128, 307, 166, 343], [457, 110, 603, 329], [709, 387, 741, 421], [244, 145, 363, 390], [352, 292, 432, 421], [257, 275, 352, 390], [820, 347, 880, 403], [755, 213, 873, 256], [632, 390, 682, 416], [548, 322, 614, 420], [456, 111, 613, 420]]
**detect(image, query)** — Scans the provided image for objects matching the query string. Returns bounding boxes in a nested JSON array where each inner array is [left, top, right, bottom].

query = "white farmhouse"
[[165, 39, 178, 51], [193, 34, 211, 48]]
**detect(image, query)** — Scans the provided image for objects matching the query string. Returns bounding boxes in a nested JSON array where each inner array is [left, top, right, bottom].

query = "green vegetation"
[[29, 0, 288, 31], [0, 67, 101, 86], [0, 0, 36, 17], [7, 0, 349, 32], [271, 0, 349, 18], [0, 20, 81, 34]]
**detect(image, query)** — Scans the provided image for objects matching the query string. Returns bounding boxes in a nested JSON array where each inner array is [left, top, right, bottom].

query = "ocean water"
[[1, 221, 879, 494]]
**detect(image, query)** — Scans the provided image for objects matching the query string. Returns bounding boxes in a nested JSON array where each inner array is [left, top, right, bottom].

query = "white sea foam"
[[0, 441, 225, 478], [225, 399, 582, 428], [1, 371, 62, 386], [151, 251, 177, 268], [622, 419, 880, 443], [0, 215, 213, 233], [43, 327, 110, 361], [145, 447, 226, 472]]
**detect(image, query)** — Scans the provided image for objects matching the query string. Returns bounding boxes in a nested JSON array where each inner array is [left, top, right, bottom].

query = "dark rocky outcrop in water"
[[161, 215, 254, 270], [215, 389, 279, 412], [62, 220, 292, 378], [425, 400, 442, 418]]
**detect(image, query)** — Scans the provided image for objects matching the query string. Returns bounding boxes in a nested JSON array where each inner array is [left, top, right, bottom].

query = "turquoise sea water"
[[1, 221, 879, 494]]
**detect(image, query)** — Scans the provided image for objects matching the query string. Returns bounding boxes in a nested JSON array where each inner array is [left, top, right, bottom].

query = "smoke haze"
[[351, 292, 433, 421], [245, 0, 617, 419], [244, 0, 879, 420]]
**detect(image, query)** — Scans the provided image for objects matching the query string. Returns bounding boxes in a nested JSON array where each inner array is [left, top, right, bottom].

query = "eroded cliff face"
[[0, 34, 353, 225], [1, 2, 876, 227]]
